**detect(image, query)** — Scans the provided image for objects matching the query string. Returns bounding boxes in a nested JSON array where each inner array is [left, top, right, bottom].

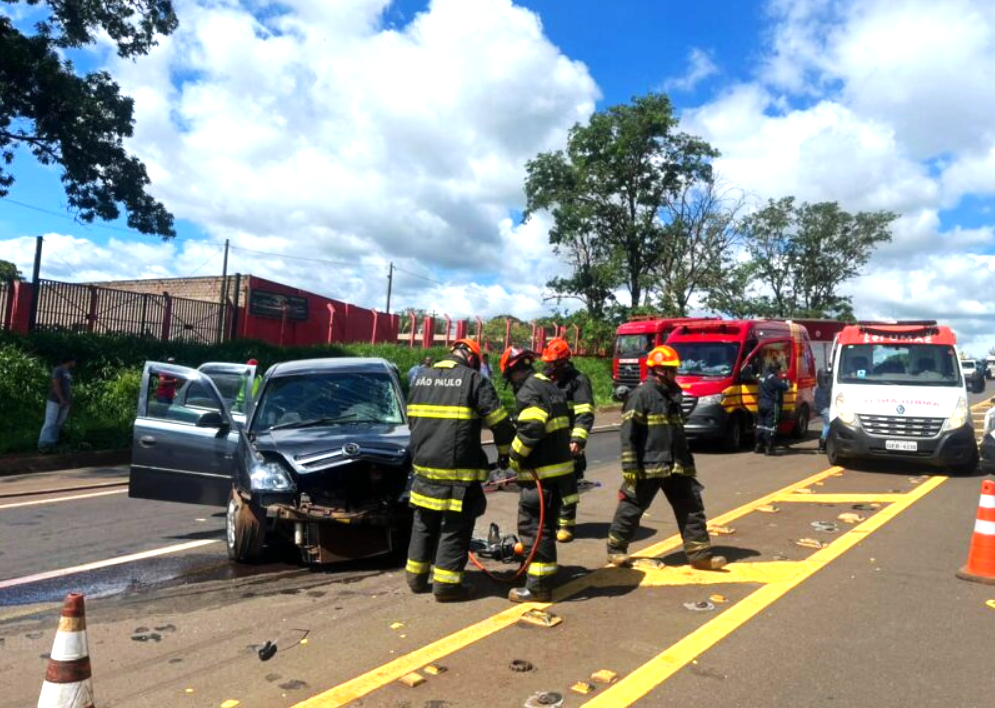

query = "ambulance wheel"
[[720, 415, 743, 452], [826, 437, 845, 467], [227, 489, 266, 562], [792, 405, 810, 440]]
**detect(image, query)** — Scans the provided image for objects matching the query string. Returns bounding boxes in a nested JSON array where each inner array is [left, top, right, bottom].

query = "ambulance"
[[825, 321, 977, 473]]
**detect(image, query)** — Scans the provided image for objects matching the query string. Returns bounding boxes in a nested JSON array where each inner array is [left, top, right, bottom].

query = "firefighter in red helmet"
[[541, 337, 595, 543], [607, 346, 727, 571], [500, 346, 576, 603]]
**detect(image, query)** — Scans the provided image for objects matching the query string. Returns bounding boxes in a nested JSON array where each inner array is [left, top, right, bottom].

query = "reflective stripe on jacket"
[[510, 372, 574, 481], [620, 379, 696, 481], [555, 363, 596, 447]]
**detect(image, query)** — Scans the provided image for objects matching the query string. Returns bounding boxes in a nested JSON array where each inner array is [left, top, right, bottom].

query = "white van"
[[825, 321, 977, 474], [986, 356, 995, 380]]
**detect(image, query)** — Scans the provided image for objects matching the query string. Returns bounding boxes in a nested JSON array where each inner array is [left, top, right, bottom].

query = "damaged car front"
[[130, 358, 413, 564]]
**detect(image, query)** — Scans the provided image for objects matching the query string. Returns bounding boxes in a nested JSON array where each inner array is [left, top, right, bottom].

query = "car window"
[[202, 369, 252, 413], [145, 372, 223, 424], [251, 371, 404, 431]]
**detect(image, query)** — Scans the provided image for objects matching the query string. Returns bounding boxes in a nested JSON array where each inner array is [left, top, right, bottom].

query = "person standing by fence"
[[38, 355, 76, 452]]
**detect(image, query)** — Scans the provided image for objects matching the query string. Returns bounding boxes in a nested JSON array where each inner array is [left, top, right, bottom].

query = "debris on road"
[[571, 681, 596, 695], [838, 512, 865, 524], [794, 488, 815, 494], [591, 669, 619, 684], [985, 600, 995, 610], [220, 701, 239, 708], [389, 622, 404, 630], [708, 525, 736, 535], [518, 609, 562, 628], [795, 538, 827, 549], [632, 558, 665, 570], [683, 601, 716, 612], [853, 503, 882, 511], [811, 521, 840, 533], [510, 659, 534, 673], [524, 691, 564, 708], [757, 504, 780, 514], [424, 664, 447, 675], [772, 554, 788, 561], [399, 672, 426, 688], [257, 641, 277, 662], [709, 594, 729, 604]]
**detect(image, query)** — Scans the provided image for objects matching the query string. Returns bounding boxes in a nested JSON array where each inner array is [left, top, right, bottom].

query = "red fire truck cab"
[[612, 317, 716, 399]]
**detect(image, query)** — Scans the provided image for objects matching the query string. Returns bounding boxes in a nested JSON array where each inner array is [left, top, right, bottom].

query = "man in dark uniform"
[[541, 337, 596, 543], [606, 345, 727, 571], [756, 360, 790, 456], [405, 339, 515, 602], [501, 346, 577, 603]]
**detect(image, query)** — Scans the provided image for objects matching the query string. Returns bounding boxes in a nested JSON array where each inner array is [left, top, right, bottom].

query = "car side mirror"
[[196, 410, 227, 430]]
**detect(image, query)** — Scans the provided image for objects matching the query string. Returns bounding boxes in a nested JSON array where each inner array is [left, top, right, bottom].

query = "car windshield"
[[837, 344, 961, 386], [202, 370, 252, 413], [616, 334, 656, 357], [671, 342, 740, 377], [251, 371, 404, 431], [962, 361, 976, 371]]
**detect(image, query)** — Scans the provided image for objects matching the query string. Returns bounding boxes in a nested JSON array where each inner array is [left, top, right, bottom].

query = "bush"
[[0, 331, 615, 455]]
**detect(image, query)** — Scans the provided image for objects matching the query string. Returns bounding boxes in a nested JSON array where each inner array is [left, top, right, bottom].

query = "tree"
[[725, 198, 894, 319], [652, 178, 746, 317], [0, 259, 23, 280], [524, 93, 718, 311], [1, 0, 177, 237]]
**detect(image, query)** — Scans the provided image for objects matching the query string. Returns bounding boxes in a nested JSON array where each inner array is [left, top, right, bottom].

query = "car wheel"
[[792, 404, 810, 440], [952, 449, 979, 476], [719, 415, 742, 452], [826, 436, 844, 467], [226, 489, 265, 562]]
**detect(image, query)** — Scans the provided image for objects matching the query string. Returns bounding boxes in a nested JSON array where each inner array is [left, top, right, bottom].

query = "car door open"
[[130, 361, 241, 506], [197, 362, 258, 427]]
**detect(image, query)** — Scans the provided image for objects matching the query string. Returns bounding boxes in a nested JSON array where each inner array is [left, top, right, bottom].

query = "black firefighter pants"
[[557, 454, 587, 529], [518, 476, 575, 592], [607, 475, 713, 563], [756, 405, 779, 451], [406, 484, 485, 595]]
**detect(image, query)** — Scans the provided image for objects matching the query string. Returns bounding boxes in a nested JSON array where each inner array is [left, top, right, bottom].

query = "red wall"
[[239, 276, 399, 347]]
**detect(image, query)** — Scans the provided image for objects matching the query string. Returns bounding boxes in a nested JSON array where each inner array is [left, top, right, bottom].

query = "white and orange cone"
[[37, 593, 94, 708], [957, 479, 995, 585]]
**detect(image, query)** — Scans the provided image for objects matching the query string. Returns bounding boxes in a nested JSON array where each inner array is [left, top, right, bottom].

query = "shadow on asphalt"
[[573, 521, 656, 544], [660, 545, 761, 566]]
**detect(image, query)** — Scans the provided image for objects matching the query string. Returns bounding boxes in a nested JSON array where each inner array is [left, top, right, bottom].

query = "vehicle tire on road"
[[720, 414, 743, 453], [227, 489, 266, 562], [792, 404, 810, 440], [951, 449, 980, 477], [826, 436, 845, 467]]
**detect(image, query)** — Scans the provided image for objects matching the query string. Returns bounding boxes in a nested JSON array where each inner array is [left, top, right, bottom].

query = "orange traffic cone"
[[38, 593, 94, 708], [957, 479, 995, 585]]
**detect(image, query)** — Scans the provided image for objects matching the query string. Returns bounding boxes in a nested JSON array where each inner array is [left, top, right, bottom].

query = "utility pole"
[[28, 235, 42, 331], [385, 262, 394, 314], [216, 238, 229, 343]]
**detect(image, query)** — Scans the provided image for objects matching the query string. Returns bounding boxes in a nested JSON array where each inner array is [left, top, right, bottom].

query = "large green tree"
[[524, 93, 718, 312], [0, 258, 23, 280], [708, 197, 895, 319], [0, 0, 177, 237]]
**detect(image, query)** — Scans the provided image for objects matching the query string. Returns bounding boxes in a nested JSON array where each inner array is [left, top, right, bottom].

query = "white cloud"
[[664, 48, 719, 92]]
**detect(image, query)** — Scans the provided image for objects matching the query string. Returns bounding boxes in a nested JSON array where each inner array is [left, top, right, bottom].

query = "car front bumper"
[[828, 419, 977, 467], [684, 402, 730, 440]]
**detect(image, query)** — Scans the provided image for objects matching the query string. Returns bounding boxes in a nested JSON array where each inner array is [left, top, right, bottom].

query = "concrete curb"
[[0, 448, 130, 477]]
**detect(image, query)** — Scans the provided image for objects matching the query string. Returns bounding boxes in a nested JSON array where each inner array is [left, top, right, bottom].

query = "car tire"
[[226, 489, 266, 562], [826, 436, 844, 467], [792, 404, 810, 440], [719, 415, 742, 452], [952, 449, 979, 477]]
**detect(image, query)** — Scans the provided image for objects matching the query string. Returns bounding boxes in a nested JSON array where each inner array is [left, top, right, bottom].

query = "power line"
[[394, 265, 444, 285], [2, 197, 144, 237], [186, 245, 225, 278]]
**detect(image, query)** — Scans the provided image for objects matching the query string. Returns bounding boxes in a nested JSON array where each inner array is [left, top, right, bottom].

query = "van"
[[665, 320, 817, 450], [986, 355, 995, 380], [825, 321, 977, 474], [611, 316, 716, 399]]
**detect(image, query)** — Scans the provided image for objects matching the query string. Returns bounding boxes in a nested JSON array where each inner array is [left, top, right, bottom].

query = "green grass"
[[0, 332, 615, 455]]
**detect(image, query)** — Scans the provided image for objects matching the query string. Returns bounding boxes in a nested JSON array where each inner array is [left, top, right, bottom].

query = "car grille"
[[859, 415, 944, 439], [295, 444, 407, 473], [616, 362, 641, 387], [681, 396, 698, 418]]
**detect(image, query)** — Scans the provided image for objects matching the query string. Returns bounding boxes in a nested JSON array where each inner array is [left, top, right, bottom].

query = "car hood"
[[253, 423, 410, 475]]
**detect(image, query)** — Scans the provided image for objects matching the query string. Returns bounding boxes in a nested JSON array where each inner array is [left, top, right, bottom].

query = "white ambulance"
[[825, 321, 977, 474]]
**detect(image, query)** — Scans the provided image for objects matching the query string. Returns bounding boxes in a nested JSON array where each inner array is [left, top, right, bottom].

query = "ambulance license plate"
[[885, 440, 917, 452]]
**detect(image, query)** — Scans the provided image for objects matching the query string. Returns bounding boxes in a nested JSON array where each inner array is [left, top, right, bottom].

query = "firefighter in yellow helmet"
[[541, 337, 595, 543], [501, 346, 576, 603], [405, 339, 515, 602], [607, 345, 727, 570]]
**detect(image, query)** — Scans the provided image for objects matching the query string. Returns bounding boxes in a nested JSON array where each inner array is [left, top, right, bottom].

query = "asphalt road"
[[2, 388, 994, 707]]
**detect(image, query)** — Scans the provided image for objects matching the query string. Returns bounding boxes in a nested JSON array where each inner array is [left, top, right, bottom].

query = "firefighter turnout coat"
[[556, 363, 596, 448], [510, 372, 576, 482], [620, 378, 696, 482], [407, 357, 515, 513]]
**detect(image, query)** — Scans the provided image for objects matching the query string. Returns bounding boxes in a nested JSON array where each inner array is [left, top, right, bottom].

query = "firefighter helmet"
[[645, 345, 681, 370], [541, 337, 572, 363], [452, 338, 481, 357], [452, 338, 482, 370], [500, 346, 536, 379]]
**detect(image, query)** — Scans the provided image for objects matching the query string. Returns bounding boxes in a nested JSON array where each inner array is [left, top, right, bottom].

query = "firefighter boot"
[[434, 584, 474, 603], [508, 587, 552, 603], [406, 576, 431, 594], [690, 555, 728, 571], [607, 548, 632, 567]]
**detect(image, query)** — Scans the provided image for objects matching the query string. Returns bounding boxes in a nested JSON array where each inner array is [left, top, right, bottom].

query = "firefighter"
[[756, 360, 790, 456], [541, 337, 595, 543], [606, 345, 727, 571], [502, 346, 577, 603], [405, 339, 515, 602]]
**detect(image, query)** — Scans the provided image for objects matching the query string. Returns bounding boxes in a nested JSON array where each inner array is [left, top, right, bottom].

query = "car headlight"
[[835, 393, 855, 425], [250, 460, 295, 492], [697, 394, 723, 407], [943, 396, 969, 432]]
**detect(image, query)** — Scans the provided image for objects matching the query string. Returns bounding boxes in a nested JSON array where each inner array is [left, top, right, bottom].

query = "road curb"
[[0, 479, 128, 500], [0, 448, 130, 477]]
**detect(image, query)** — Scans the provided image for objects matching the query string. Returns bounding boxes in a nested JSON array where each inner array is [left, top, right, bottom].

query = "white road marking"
[[0, 488, 127, 510], [0, 539, 221, 590]]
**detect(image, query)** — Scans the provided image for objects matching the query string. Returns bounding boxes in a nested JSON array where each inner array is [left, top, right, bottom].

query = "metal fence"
[[32, 278, 230, 345]]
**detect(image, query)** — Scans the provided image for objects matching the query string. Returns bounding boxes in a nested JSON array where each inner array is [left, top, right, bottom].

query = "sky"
[[2, 0, 995, 353]]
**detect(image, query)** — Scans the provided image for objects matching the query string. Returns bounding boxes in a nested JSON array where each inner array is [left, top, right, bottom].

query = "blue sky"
[[2, 0, 995, 350]]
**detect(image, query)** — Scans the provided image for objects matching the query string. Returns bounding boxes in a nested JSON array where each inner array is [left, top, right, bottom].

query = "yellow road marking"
[[774, 493, 905, 504], [581, 475, 947, 707], [590, 560, 815, 588], [971, 399, 992, 411], [293, 465, 843, 708]]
